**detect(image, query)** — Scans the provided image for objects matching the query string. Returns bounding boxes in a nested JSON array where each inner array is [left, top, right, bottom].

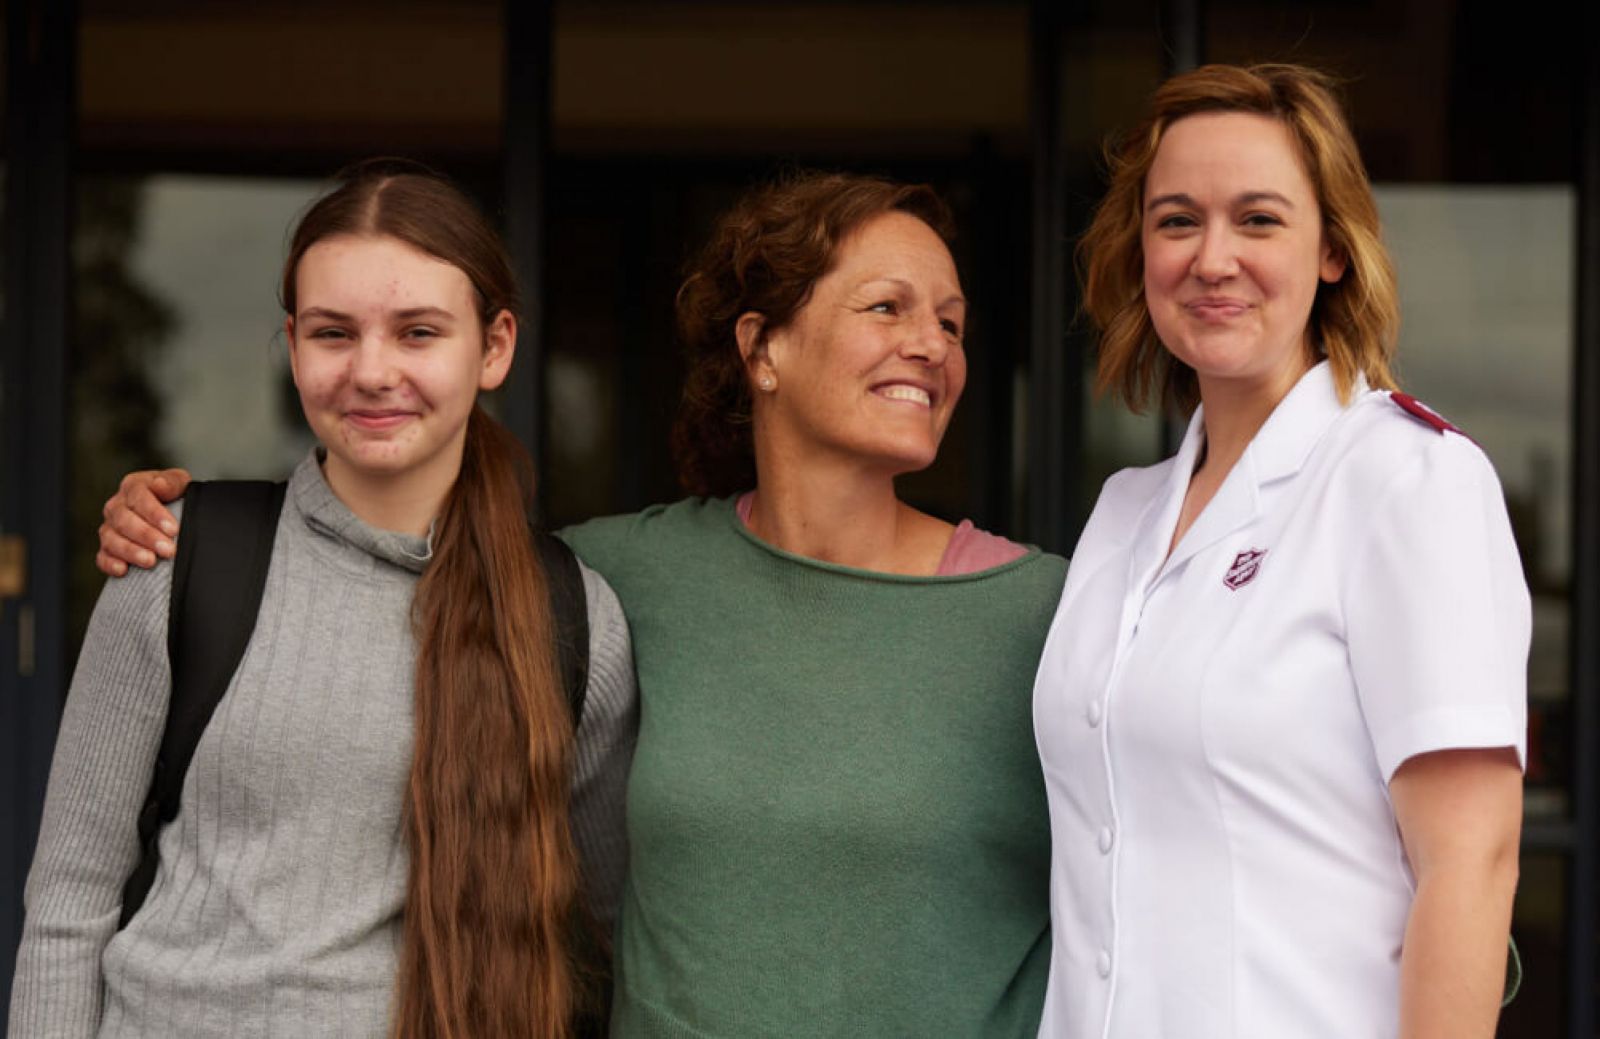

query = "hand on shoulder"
[[97, 468, 192, 576]]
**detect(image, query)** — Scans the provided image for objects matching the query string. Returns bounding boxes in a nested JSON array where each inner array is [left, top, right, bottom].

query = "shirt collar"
[[291, 449, 435, 574], [1193, 359, 1365, 487]]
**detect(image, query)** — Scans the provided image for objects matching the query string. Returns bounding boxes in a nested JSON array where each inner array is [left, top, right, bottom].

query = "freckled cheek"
[[292, 364, 350, 414], [415, 375, 476, 414], [411, 355, 479, 401], [297, 376, 341, 406]]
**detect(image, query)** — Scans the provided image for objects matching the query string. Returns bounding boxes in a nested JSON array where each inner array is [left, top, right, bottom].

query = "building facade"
[[3, 1, 1594, 1033]]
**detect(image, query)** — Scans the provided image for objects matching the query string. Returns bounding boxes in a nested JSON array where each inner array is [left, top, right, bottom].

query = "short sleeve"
[[558, 513, 639, 588], [1344, 435, 1530, 782]]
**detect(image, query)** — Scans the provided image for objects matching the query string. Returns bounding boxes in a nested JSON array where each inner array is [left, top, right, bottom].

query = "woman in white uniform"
[[1033, 64, 1527, 1038]]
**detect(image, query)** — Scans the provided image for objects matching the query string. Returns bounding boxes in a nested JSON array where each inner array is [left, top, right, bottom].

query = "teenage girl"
[[10, 164, 636, 1038]]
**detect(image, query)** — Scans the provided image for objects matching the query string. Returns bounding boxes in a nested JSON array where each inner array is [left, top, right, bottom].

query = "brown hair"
[[672, 170, 956, 497], [282, 160, 585, 1038], [1079, 63, 1400, 415]]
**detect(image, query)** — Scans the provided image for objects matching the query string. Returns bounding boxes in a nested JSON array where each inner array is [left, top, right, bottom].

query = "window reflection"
[[1374, 185, 1574, 824], [1501, 852, 1569, 1036], [1082, 375, 1161, 517], [127, 176, 321, 477], [68, 174, 320, 653]]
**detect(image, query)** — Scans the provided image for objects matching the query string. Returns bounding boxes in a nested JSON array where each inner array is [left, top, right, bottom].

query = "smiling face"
[[287, 233, 513, 500], [747, 210, 967, 478], [1142, 110, 1346, 402]]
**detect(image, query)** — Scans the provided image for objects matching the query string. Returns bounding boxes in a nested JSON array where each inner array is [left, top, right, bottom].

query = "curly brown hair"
[[672, 170, 956, 497], [1079, 63, 1400, 416]]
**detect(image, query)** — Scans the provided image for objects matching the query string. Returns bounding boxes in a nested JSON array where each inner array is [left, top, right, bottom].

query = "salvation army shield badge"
[[1223, 548, 1267, 590]]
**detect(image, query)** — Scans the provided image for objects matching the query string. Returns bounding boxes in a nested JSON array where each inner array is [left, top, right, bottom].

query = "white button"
[[1096, 950, 1112, 978], [1086, 700, 1103, 727], [1098, 826, 1114, 854]]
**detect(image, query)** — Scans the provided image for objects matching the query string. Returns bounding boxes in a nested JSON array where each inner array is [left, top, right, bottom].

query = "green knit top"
[[562, 497, 1067, 1038]]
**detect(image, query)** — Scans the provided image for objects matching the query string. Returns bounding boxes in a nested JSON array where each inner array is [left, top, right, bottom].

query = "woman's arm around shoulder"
[[95, 468, 191, 575], [9, 529, 180, 1037], [567, 562, 638, 934]]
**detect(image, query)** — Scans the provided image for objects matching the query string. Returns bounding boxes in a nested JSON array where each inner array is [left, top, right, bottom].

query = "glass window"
[[68, 175, 321, 646], [544, 4, 1035, 531], [1198, 4, 1581, 1027], [128, 176, 319, 478], [1375, 184, 1575, 822], [70, 3, 505, 653], [1499, 852, 1570, 1037]]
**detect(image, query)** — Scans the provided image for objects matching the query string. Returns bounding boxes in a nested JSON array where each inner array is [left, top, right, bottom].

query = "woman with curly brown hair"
[[93, 170, 1065, 1036], [1034, 63, 1525, 1038]]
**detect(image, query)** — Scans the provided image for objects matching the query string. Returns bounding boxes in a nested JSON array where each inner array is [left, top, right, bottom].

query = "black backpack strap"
[[119, 489, 582, 927], [120, 479, 286, 927], [533, 530, 589, 727]]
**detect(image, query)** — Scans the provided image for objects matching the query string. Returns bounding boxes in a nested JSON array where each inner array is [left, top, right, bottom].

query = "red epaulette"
[[1389, 391, 1469, 438]]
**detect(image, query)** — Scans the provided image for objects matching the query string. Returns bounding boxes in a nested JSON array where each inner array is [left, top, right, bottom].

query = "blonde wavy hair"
[[1079, 63, 1400, 415]]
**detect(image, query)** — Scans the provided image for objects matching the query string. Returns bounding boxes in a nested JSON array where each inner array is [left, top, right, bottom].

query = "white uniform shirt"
[[1033, 361, 1529, 1038]]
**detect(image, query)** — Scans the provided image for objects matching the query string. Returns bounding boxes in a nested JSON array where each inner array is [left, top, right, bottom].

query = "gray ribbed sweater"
[[8, 454, 638, 1038]]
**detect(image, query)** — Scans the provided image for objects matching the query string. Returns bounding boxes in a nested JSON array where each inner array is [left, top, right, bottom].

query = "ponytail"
[[283, 164, 590, 1035], [396, 406, 585, 1038]]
